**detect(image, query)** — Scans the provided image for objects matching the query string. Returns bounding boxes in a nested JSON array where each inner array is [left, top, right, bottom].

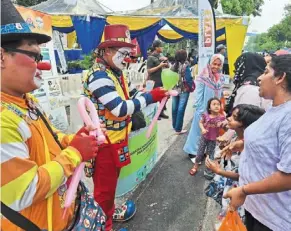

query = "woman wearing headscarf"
[[183, 54, 225, 160], [225, 52, 270, 116]]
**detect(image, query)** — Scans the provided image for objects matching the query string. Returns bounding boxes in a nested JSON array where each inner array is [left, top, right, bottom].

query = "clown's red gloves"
[[150, 87, 168, 103], [69, 135, 98, 161]]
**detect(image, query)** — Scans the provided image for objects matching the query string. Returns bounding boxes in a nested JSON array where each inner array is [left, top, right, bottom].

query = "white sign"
[[198, 0, 215, 74]]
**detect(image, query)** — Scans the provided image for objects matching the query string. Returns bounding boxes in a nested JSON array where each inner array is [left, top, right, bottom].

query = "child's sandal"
[[189, 167, 198, 176]]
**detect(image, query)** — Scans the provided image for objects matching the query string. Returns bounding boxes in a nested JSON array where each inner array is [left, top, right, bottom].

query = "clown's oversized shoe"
[[113, 200, 136, 222]]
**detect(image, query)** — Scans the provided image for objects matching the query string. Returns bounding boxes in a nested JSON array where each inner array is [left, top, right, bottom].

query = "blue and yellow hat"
[[1, 0, 51, 44]]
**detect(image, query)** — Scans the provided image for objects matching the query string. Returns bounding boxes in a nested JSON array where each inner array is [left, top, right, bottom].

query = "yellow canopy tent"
[[107, 15, 248, 77]]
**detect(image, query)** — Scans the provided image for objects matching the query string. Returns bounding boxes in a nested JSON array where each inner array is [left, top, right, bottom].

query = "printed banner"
[[116, 104, 158, 197], [198, 0, 215, 74], [48, 107, 69, 133], [16, 6, 52, 36], [43, 77, 67, 109], [16, 6, 58, 76], [53, 30, 68, 73]]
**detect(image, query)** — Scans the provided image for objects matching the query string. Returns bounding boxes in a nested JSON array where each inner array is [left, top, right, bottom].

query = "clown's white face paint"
[[33, 69, 42, 88], [112, 47, 131, 70]]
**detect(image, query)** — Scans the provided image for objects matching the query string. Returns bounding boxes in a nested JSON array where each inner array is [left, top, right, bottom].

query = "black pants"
[[223, 63, 229, 75], [245, 210, 272, 231]]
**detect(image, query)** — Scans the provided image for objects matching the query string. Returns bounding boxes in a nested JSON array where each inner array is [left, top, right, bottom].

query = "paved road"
[[114, 124, 208, 231]]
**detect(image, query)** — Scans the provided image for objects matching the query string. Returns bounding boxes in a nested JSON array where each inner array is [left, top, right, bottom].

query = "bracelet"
[[242, 185, 248, 195]]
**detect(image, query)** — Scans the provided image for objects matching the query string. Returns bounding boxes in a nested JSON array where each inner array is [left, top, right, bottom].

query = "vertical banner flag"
[[198, 0, 215, 74]]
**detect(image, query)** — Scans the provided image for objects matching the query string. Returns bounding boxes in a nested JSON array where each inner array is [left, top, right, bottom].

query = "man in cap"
[[83, 25, 168, 231], [1, 0, 99, 230], [147, 40, 169, 119], [216, 44, 229, 75]]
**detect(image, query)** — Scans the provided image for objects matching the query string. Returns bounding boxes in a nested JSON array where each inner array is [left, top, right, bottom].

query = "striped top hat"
[[1, 0, 51, 44], [98, 24, 136, 49]]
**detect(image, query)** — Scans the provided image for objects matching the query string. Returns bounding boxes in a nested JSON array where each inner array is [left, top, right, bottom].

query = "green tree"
[[16, 0, 46, 7], [220, 0, 264, 16], [245, 4, 291, 52]]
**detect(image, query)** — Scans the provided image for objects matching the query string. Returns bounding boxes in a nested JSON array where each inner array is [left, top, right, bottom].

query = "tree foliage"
[[245, 4, 291, 52], [220, 0, 264, 16], [15, 0, 46, 7]]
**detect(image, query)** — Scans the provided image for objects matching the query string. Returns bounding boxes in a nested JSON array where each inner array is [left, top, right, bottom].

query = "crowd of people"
[[1, 1, 291, 231]]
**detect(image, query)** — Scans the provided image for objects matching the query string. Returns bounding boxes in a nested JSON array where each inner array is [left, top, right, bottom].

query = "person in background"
[[171, 49, 193, 135], [83, 25, 168, 231], [1, 0, 99, 230], [147, 40, 169, 119], [224, 55, 291, 231], [216, 44, 229, 75], [225, 52, 270, 116], [183, 54, 225, 163]]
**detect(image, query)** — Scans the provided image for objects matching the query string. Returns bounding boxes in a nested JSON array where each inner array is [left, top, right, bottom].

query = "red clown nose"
[[37, 62, 51, 71]]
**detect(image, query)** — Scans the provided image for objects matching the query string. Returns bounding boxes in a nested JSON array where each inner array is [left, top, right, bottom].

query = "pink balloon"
[[146, 90, 178, 139], [63, 97, 105, 218]]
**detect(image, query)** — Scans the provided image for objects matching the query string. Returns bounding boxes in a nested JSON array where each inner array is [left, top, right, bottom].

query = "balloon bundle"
[[146, 69, 179, 138]]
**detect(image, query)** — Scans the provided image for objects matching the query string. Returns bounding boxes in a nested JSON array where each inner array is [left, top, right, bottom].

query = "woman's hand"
[[223, 186, 247, 211], [205, 157, 220, 174], [221, 140, 244, 159], [217, 136, 230, 150]]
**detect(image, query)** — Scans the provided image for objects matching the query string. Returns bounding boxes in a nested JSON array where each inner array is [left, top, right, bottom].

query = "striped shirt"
[[87, 70, 153, 118], [1, 92, 81, 231]]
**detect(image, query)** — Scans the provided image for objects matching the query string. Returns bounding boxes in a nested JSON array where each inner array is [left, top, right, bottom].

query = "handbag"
[[131, 110, 146, 131], [181, 63, 195, 92], [64, 182, 106, 231]]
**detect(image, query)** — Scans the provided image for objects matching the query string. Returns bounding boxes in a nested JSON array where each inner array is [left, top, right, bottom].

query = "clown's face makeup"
[[112, 47, 131, 70], [33, 69, 42, 88]]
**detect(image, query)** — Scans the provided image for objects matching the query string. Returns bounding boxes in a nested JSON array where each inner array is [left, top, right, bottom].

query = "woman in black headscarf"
[[225, 52, 271, 115]]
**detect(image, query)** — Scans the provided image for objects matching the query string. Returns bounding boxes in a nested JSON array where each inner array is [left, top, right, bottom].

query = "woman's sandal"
[[189, 167, 198, 176]]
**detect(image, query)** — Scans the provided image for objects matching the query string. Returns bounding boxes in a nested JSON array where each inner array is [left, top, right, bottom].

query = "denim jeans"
[[172, 92, 190, 132]]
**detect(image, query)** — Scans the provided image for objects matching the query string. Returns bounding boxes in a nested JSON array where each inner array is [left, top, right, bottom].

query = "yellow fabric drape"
[[159, 29, 183, 40], [51, 15, 73, 28], [106, 16, 161, 30], [226, 24, 248, 77], [166, 18, 199, 33], [166, 17, 244, 33], [217, 34, 226, 42], [67, 31, 77, 48]]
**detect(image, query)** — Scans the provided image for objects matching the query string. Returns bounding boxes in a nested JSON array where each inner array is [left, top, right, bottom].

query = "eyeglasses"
[[112, 48, 130, 57], [3, 47, 43, 63]]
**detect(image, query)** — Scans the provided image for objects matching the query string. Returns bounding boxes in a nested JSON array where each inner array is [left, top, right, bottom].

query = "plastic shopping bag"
[[218, 211, 247, 231]]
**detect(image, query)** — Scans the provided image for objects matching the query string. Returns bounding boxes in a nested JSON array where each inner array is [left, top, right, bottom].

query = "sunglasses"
[[3, 47, 43, 63]]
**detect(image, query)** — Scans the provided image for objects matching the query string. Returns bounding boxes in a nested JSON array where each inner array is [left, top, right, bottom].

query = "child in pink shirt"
[[189, 97, 226, 176]]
